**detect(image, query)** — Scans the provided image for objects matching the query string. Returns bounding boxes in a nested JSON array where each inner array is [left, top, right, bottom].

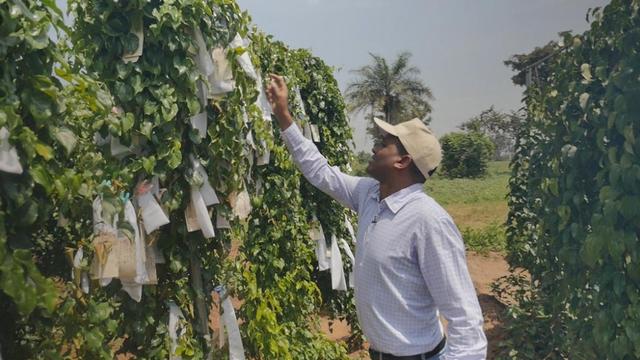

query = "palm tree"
[[345, 52, 434, 135]]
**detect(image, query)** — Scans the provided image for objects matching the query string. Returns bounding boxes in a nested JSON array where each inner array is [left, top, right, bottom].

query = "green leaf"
[[25, 27, 49, 49], [123, 32, 140, 53], [30, 164, 54, 193], [27, 92, 54, 122], [142, 156, 156, 174], [52, 127, 77, 154], [105, 12, 130, 35], [140, 121, 153, 138], [16, 201, 38, 226], [167, 140, 182, 169], [131, 75, 144, 95], [114, 82, 133, 102], [122, 112, 135, 133], [582, 233, 604, 267], [34, 142, 53, 160]]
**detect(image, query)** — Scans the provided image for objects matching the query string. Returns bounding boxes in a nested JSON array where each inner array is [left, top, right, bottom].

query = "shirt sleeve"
[[417, 217, 487, 360], [280, 123, 373, 211]]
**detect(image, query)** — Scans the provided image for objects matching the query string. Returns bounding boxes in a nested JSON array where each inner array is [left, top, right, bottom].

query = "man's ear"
[[393, 155, 413, 170]]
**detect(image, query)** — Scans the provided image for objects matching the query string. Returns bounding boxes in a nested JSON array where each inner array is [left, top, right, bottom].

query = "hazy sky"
[[236, 0, 608, 151]]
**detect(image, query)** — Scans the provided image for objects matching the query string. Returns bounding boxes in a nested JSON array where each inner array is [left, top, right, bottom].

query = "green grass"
[[424, 161, 510, 206], [460, 223, 507, 254], [425, 161, 511, 253]]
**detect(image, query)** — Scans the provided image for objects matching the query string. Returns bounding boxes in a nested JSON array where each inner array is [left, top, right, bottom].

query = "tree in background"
[[503, 39, 564, 87], [345, 52, 433, 136], [349, 151, 372, 177], [440, 132, 494, 178], [459, 106, 524, 160]]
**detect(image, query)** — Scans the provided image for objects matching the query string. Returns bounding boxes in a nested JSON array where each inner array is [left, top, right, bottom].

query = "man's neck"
[[378, 178, 422, 200]]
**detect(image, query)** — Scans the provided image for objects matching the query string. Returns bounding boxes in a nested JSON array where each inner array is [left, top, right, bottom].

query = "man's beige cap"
[[373, 117, 442, 178]]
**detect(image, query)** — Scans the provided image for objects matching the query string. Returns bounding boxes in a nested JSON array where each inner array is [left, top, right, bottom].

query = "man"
[[267, 75, 487, 360]]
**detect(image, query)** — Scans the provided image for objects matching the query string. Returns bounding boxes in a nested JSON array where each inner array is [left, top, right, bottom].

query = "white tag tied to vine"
[[136, 180, 170, 234], [193, 27, 215, 78], [190, 112, 207, 140], [303, 122, 313, 141], [192, 156, 220, 206], [229, 33, 258, 81], [122, 15, 144, 63], [89, 196, 119, 286], [344, 214, 357, 244], [253, 80, 272, 167], [293, 86, 308, 120], [120, 199, 149, 302], [192, 26, 216, 111], [309, 215, 329, 271], [214, 286, 246, 360], [310, 124, 321, 143], [185, 156, 219, 238], [339, 238, 355, 289], [168, 301, 187, 360], [256, 138, 270, 166], [216, 212, 231, 229], [0, 127, 23, 174], [229, 189, 252, 220], [188, 186, 215, 238], [293, 87, 313, 140], [255, 73, 272, 121], [144, 233, 163, 285], [330, 235, 347, 291], [209, 47, 235, 96], [72, 247, 90, 294], [110, 136, 133, 157]]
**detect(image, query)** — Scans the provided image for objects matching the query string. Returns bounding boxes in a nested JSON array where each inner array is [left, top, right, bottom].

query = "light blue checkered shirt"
[[282, 124, 487, 359]]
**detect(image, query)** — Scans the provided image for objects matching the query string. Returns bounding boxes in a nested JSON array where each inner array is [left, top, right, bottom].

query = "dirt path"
[[321, 251, 510, 359]]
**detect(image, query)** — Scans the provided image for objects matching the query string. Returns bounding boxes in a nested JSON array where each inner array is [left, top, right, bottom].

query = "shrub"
[[440, 132, 494, 178]]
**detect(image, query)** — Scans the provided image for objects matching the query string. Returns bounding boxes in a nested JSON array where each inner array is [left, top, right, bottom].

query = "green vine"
[[502, 1, 640, 358]]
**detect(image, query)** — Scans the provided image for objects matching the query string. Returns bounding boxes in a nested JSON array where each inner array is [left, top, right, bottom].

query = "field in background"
[[425, 161, 511, 253]]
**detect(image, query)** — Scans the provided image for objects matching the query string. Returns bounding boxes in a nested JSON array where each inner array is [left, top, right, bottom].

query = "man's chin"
[[365, 164, 375, 178]]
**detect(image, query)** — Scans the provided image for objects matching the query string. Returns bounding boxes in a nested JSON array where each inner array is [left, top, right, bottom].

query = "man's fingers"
[[269, 73, 286, 88]]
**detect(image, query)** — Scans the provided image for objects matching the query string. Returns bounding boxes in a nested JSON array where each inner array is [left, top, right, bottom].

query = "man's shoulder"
[[356, 176, 379, 195], [406, 193, 452, 223]]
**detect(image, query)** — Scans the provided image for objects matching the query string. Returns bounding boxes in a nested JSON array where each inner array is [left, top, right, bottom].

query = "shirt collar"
[[374, 183, 424, 214]]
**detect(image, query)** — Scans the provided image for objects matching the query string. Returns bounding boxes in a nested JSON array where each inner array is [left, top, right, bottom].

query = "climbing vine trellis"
[[0, 0, 359, 358]]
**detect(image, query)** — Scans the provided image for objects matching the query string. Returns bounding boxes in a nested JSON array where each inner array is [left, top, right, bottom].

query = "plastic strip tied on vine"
[[185, 156, 220, 239], [89, 196, 119, 287], [213, 285, 246, 360], [135, 179, 170, 234], [229, 33, 259, 81], [309, 215, 330, 271], [71, 247, 90, 294], [168, 301, 187, 360], [119, 199, 150, 302], [330, 234, 347, 291]]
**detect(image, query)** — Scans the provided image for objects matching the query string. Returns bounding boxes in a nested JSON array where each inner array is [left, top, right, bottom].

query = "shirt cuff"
[[280, 122, 305, 149]]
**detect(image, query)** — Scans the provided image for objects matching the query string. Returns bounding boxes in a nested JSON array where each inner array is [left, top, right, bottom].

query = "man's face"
[[366, 133, 403, 181]]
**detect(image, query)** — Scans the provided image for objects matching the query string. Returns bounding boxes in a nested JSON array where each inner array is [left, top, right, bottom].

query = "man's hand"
[[267, 74, 293, 130]]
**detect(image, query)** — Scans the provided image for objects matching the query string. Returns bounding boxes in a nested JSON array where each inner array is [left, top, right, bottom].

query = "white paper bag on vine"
[[0, 127, 23, 174]]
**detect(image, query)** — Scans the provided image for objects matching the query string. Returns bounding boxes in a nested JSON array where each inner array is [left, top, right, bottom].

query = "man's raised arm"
[[267, 74, 373, 211]]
